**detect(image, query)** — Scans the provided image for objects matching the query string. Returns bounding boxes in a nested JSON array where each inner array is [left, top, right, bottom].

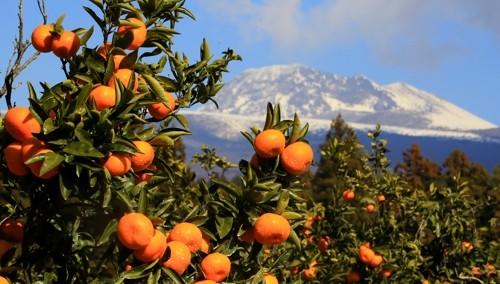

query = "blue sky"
[[2, 0, 499, 126]]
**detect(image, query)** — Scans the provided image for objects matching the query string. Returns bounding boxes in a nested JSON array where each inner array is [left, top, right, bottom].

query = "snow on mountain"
[[192, 64, 497, 141]]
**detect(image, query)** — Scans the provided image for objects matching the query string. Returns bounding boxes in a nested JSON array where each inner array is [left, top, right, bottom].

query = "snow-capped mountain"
[[187, 64, 497, 141], [179, 64, 499, 172]]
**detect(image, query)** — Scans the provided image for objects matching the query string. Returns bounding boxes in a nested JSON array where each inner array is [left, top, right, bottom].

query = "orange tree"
[[276, 125, 499, 283]]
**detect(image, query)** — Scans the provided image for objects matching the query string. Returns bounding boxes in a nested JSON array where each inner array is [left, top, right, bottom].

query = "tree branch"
[[0, 0, 47, 108]]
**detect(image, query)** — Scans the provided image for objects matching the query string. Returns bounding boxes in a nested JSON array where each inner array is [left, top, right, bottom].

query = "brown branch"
[[0, 0, 47, 108]]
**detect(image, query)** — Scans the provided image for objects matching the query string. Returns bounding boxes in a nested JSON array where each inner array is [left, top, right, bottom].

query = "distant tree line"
[[307, 114, 500, 236]]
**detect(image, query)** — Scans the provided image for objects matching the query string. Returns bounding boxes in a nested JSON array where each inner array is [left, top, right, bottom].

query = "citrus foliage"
[[0, 0, 498, 283]]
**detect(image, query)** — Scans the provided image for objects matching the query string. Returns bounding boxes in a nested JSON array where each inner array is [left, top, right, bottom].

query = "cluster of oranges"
[[0, 218, 24, 283], [342, 189, 386, 214], [2, 107, 59, 179], [117, 213, 231, 282], [31, 23, 80, 58], [251, 128, 314, 175]]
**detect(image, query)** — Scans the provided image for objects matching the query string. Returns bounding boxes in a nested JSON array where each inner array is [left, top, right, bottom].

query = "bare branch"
[[0, 0, 47, 108]]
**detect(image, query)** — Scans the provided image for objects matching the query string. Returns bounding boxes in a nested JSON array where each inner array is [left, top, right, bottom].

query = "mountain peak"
[[197, 64, 496, 132]]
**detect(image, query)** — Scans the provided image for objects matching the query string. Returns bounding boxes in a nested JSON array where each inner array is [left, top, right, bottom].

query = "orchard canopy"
[[0, 0, 498, 283]]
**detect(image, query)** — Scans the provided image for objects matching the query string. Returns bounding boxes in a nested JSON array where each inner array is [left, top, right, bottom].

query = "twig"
[[0, 0, 47, 108]]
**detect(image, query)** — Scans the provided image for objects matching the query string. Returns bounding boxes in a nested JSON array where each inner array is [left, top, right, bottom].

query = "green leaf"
[[149, 133, 174, 147], [138, 189, 148, 214], [142, 74, 165, 101], [79, 26, 94, 46], [281, 211, 304, 220], [38, 151, 64, 176], [215, 215, 234, 239], [63, 141, 105, 158], [210, 177, 242, 197], [274, 190, 289, 215], [161, 267, 186, 283], [288, 228, 302, 250], [97, 219, 117, 246]]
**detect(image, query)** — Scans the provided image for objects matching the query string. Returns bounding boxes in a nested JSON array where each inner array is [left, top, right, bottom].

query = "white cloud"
[[198, 0, 500, 70]]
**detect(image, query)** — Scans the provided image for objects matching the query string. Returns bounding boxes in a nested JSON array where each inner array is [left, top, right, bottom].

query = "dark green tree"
[[311, 114, 364, 202], [394, 143, 442, 190]]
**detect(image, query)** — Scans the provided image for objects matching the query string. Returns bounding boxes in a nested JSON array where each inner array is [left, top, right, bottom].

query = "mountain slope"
[[197, 64, 496, 132]]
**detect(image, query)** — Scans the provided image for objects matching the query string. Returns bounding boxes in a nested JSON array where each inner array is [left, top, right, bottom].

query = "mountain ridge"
[[196, 64, 496, 133]]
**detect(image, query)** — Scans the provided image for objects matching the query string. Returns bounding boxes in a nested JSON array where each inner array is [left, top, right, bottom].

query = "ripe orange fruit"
[[103, 152, 131, 176], [377, 194, 386, 204], [167, 222, 202, 252], [200, 252, 231, 282], [107, 69, 138, 92], [485, 264, 496, 276], [366, 204, 376, 213], [369, 253, 383, 267], [4, 107, 41, 142], [358, 245, 375, 264], [130, 140, 155, 172], [303, 260, 317, 280], [263, 273, 279, 284], [346, 270, 361, 283], [162, 240, 191, 275], [200, 233, 211, 254], [317, 236, 330, 253], [124, 264, 132, 272], [112, 54, 126, 70], [253, 129, 286, 159], [0, 219, 24, 242], [422, 280, 429, 284], [193, 281, 216, 284], [240, 227, 255, 243], [88, 85, 116, 111], [471, 266, 481, 277], [379, 268, 392, 277], [133, 229, 167, 263], [117, 17, 147, 50], [253, 213, 291, 246], [21, 137, 48, 163], [280, 141, 314, 175], [116, 212, 154, 250], [290, 266, 300, 276], [4, 142, 30, 176], [342, 190, 355, 201], [31, 24, 54, 53], [461, 241, 474, 253], [51, 30, 80, 58], [28, 148, 59, 179], [134, 172, 153, 184], [0, 275, 10, 284], [97, 42, 112, 59], [147, 91, 176, 120]]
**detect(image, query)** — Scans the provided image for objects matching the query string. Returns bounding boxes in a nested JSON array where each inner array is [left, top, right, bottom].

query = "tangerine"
[[103, 152, 131, 176], [346, 270, 361, 283], [0, 275, 10, 284], [51, 30, 80, 58], [0, 219, 24, 242], [147, 91, 176, 120], [130, 140, 155, 172], [88, 85, 116, 111], [4, 142, 30, 176], [200, 233, 211, 254], [117, 17, 147, 50], [107, 69, 138, 92], [31, 24, 54, 53], [254, 129, 286, 158], [162, 240, 191, 275], [280, 141, 313, 175], [200, 252, 231, 282], [369, 253, 383, 267], [253, 213, 291, 246], [4, 107, 41, 142], [366, 204, 376, 213], [21, 137, 48, 163], [116, 212, 154, 250], [264, 273, 279, 284], [193, 281, 216, 284], [167, 222, 202, 252], [133, 229, 167, 263], [358, 245, 375, 264], [342, 190, 355, 201]]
